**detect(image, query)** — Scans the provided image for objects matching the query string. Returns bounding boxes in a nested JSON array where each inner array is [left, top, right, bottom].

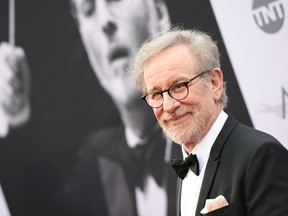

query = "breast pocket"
[[202, 204, 233, 216]]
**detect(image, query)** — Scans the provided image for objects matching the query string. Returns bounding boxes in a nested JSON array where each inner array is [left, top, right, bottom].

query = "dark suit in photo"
[[66, 124, 181, 216]]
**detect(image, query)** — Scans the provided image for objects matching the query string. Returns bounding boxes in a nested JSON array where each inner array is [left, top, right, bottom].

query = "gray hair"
[[131, 27, 228, 108]]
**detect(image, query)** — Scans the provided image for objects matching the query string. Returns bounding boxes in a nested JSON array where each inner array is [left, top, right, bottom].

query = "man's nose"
[[162, 92, 180, 113], [98, 1, 117, 38], [102, 21, 116, 37]]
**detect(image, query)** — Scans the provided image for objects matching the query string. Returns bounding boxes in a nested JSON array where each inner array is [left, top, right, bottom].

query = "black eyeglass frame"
[[141, 70, 211, 108]]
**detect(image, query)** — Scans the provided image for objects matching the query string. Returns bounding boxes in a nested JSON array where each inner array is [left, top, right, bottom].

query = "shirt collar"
[[125, 124, 161, 148], [182, 110, 228, 171]]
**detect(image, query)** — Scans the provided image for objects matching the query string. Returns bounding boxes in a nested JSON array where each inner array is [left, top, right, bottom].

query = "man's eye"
[[172, 84, 186, 92], [150, 93, 161, 100], [81, 0, 95, 17]]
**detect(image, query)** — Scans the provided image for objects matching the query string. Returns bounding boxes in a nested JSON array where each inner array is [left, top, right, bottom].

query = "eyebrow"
[[147, 77, 188, 93]]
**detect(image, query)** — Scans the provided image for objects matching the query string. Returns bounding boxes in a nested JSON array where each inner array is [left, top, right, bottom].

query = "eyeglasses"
[[141, 70, 210, 108]]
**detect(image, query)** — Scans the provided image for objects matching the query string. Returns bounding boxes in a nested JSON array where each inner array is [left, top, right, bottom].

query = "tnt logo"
[[252, 0, 285, 33]]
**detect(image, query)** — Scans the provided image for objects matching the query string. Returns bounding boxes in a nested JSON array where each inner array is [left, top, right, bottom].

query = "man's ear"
[[211, 68, 224, 101], [154, 0, 170, 31]]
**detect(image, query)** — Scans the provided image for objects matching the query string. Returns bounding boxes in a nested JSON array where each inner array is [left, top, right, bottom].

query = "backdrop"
[[0, 0, 286, 215]]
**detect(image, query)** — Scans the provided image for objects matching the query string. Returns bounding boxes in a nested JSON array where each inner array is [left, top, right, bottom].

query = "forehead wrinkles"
[[143, 44, 195, 93], [144, 69, 163, 92], [144, 63, 191, 92]]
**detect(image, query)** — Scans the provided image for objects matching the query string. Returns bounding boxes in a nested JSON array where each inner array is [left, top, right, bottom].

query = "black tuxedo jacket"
[[66, 124, 181, 216], [176, 116, 288, 216]]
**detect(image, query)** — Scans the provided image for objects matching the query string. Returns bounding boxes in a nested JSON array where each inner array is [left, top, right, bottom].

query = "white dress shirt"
[[0, 184, 10, 216], [125, 125, 172, 216], [181, 111, 228, 216]]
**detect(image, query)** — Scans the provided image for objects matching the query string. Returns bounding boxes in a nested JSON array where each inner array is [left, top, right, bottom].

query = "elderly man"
[[131, 27, 288, 216]]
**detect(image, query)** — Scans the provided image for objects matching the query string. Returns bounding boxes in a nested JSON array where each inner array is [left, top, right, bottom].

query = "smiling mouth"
[[164, 113, 187, 123], [109, 47, 129, 63]]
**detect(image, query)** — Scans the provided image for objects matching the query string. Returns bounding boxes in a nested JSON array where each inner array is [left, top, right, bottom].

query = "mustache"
[[109, 46, 129, 63], [160, 106, 194, 122]]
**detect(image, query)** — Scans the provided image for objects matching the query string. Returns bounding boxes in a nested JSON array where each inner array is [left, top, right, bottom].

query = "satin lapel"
[[96, 126, 137, 216], [167, 143, 182, 216], [98, 156, 136, 216], [195, 116, 238, 216], [176, 179, 182, 216]]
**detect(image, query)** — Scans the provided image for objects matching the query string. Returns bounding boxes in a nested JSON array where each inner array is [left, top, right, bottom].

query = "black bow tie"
[[170, 154, 199, 179]]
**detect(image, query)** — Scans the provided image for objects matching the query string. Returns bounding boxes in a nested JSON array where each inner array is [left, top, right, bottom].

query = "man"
[[131, 27, 288, 216], [66, 0, 180, 216]]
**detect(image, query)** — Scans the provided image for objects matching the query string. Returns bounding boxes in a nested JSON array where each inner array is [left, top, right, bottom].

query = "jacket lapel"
[[195, 116, 237, 216], [176, 179, 182, 216]]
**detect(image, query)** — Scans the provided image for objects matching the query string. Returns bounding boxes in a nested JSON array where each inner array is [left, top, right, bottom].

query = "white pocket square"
[[200, 195, 229, 214]]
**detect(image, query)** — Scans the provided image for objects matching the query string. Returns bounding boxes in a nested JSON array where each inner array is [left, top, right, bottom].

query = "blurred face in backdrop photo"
[[71, 0, 170, 107]]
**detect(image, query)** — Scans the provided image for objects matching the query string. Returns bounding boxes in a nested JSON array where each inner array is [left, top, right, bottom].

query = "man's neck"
[[117, 102, 156, 140], [183, 107, 223, 153]]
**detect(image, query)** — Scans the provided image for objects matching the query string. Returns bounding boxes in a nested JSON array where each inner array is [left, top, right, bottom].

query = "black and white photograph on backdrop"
[[0, 0, 287, 215]]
